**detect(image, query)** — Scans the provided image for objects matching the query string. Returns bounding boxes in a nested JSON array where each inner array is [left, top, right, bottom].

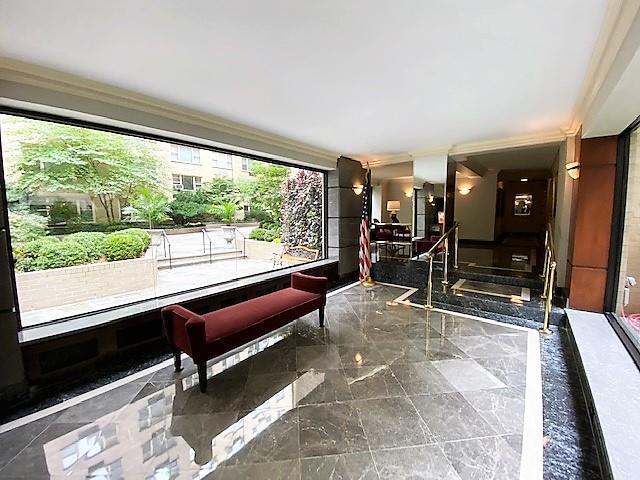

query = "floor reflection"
[[41, 328, 308, 478]]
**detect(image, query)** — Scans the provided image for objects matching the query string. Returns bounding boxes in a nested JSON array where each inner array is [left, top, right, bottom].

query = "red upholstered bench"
[[161, 272, 328, 392]]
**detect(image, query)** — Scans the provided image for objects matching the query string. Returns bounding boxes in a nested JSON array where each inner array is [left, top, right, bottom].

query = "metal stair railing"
[[539, 223, 556, 334], [425, 222, 459, 309]]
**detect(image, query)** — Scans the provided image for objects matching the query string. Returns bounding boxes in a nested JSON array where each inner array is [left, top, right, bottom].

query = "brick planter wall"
[[15, 257, 157, 312]]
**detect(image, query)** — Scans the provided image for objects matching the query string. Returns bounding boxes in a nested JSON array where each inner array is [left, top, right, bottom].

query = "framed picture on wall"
[[514, 193, 532, 216]]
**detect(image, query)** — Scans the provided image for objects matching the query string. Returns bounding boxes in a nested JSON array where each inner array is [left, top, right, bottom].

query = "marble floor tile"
[[448, 334, 528, 358], [0, 422, 101, 477], [337, 344, 386, 369], [249, 347, 297, 374], [0, 283, 542, 480], [443, 436, 521, 480], [53, 382, 145, 423], [364, 324, 410, 344], [430, 359, 506, 392], [433, 315, 523, 337], [171, 374, 248, 415], [474, 356, 527, 387], [301, 451, 379, 479], [355, 397, 434, 448], [0, 421, 52, 470], [240, 372, 298, 411], [344, 365, 405, 400], [295, 369, 354, 406], [461, 388, 525, 435], [390, 361, 457, 395], [372, 444, 461, 480], [223, 407, 300, 466], [298, 402, 368, 457], [377, 339, 468, 365], [297, 345, 343, 371], [410, 392, 496, 442], [213, 459, 301, 480]]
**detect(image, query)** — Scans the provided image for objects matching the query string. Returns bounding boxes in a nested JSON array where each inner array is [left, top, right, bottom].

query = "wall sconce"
[[458, 187, 472, 196], [404, 190, 413, 198], [566, 162, 580, 180], [352, 184, 364, 195]]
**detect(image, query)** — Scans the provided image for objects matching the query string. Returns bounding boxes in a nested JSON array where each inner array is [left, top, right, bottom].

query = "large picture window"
[[0, 113, 325, 329], [613, 124, 640, 350]]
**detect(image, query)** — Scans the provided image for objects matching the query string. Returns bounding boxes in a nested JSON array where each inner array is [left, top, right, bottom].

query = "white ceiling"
[[0, 0, 608, 159]]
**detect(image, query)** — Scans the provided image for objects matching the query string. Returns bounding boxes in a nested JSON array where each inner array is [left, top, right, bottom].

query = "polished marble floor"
[[0, 283, 541, 479]]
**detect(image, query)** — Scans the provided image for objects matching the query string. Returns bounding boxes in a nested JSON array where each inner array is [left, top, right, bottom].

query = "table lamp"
[[387, 200, 401, 223]]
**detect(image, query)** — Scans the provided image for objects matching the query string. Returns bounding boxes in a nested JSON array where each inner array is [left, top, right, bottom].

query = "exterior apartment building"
[[166, 143, 253, 194]]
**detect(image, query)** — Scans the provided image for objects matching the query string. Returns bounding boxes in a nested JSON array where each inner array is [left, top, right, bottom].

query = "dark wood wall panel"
[[569, 136, 618, 312]]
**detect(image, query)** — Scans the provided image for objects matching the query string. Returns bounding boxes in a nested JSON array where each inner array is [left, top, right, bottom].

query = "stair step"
[[410, 288, 564, 326], [453, 269, 543, 289], [158, 251, 245, 269]]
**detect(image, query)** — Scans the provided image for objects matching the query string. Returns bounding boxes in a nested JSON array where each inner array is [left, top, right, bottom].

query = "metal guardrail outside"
[[425, 222, 459, 309], [160, 230, 172, 270]]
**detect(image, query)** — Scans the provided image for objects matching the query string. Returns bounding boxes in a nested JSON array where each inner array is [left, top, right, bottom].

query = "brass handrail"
[[539, 223, 556, 334], [425, 222, 460, 309]]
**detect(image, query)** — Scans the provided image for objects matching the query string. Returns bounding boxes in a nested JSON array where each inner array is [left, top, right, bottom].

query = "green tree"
[[123, 188, 170, 228], [14, 119, 163, 223], [169, 190, 211, 225], [243, 161, 290, 225]]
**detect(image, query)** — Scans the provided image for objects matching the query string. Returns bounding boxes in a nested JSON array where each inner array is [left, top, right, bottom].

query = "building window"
[[242, 158, 251, 172], [172, 175, 202, 191], [212, 152, 232, 169], [170, 144, 200, 164], [0, 113, 325, 330]]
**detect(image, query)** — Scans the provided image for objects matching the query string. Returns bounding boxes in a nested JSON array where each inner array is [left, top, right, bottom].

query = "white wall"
[[454, 171, 498, 241], [371, 185, 382, 222], [553, 138, 574, 287], [381, 179, 413, 224]]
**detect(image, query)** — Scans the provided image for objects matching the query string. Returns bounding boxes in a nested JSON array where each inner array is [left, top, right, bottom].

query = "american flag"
[[359, 167, 372, 283]]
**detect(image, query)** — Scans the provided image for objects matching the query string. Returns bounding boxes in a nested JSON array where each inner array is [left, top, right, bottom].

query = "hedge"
[[101, 233, 146, 262], [65, 232, 107, 261], [13, 229, 152, 271], [249, 227, 279, 242], [34, 240, 91, 270]]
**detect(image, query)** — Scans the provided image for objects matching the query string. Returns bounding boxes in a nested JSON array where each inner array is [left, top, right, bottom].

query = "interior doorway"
[[450, 143, 562, 277]]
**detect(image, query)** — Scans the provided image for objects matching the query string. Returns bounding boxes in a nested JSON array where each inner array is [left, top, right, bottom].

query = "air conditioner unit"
[[174, 185, 184, 190]]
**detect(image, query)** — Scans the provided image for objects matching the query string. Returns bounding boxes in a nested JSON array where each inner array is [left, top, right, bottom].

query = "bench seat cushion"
[[201, 287, 323, 356]]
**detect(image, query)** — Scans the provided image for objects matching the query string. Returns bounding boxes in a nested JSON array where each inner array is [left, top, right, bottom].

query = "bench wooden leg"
[[173, 350, 182, 372], [197, 362, 208, 393], [319, 306, 325, 328]]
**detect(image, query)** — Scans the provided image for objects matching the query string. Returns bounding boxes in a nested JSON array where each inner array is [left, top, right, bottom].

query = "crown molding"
[[449, 131, 566, 156], [0, 58, 338, 163], [567, 0, 640, 133]]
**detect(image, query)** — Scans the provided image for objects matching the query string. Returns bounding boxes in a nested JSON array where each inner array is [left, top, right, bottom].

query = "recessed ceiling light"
[[520, 178, 528, 182]]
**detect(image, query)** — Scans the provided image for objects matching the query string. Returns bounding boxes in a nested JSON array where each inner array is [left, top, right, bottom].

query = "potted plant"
[[211, 202, 237, 244]]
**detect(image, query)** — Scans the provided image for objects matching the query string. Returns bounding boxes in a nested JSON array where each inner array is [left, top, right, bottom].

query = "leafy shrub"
[[102, 233, 146, 261], [34, 240, 90, 270], [66, 232, 107, 261], [114, 228, 151, 249], [249, 227, 278, 242], [281, 170, 323, 248], [8, 210, 47, 244], [169, 190, 211, 225], [13, 237, 60, 272]]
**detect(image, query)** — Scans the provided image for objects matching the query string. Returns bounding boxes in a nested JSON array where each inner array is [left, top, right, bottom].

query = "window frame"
[[605, 114, 640, 368], [0, 106, 329, 332]]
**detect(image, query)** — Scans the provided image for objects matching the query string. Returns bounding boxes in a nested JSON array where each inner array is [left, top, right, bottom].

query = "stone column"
[[328, 156, 366, 281]]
